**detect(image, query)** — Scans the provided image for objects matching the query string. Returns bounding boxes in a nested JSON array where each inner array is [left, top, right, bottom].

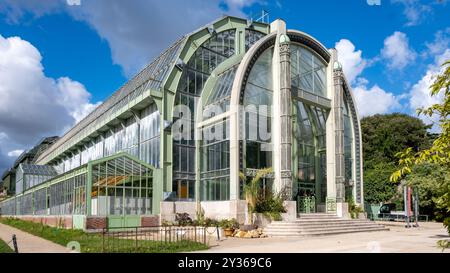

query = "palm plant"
[[241, 168, 273, 224]]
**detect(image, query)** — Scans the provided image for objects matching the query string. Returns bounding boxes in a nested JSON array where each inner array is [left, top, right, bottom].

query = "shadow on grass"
[[0, 217, 208, 253]]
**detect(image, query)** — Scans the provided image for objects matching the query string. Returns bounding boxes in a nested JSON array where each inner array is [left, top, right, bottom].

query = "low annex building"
[[0, 16, 363, 229]]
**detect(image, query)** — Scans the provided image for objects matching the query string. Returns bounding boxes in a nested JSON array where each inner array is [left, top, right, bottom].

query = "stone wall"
[[160, 200, 249, 224], [141, 216, 159, 227], [85, 216, 107, 230]]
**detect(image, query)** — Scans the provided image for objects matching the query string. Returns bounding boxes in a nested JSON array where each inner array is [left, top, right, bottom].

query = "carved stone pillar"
[[279, 34, 293, 197], [333, 66, 345, 202]]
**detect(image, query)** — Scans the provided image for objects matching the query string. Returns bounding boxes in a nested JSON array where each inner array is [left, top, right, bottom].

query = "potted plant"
[[241, 168, 273, 226], [220, 219, 239, 237]]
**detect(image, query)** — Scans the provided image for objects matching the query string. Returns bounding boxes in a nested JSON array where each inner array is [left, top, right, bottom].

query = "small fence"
[[368, 213, 429, 222], [102, 226, 217, 253]]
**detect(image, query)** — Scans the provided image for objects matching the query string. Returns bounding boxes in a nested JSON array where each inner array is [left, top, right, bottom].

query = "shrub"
[[175, 213, 193, 226], [254, 191, 286, 221], [219, 219, 239, 229]]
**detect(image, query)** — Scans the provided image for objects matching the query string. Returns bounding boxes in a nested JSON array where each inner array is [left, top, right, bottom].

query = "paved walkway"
[[0, 223, 72, 253], [199, 222, 450, 253]]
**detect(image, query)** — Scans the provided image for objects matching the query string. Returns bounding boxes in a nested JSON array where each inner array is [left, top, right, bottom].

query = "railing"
[[367, 213, 429, 222], [298, 196, 316, 213], [326, 197, 337, 213], [101, 225, 215, 253]]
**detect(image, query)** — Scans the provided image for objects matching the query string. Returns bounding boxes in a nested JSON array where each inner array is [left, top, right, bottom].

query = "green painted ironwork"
[[326, 197, 337, 213], [298, 196, 316, 213]]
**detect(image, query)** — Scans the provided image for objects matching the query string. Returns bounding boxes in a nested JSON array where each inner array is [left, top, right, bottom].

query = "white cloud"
[[381, 31, 417, 70], [56, 77, 101, 123], [335, 39, 367, 84], [67, 0, 261, 76], [7, 150, 24, 157], [0, 34, 97, 170], [353, 84, 400, 117], [391, 0, 432, 26], [0, 0, 262, 77], [408, 49, 450, 132], [423, 27, 450, 58]]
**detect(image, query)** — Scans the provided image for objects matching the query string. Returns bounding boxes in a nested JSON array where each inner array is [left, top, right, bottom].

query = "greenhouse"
[[1, 15, 364, 229], [0, 153, 155, 229]]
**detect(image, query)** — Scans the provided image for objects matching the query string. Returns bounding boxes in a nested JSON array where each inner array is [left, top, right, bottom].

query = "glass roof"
[[91, 154, 153, 177], [37, 37, 186, 163], [19, 164, 58, 176], [205, 64, 239, 112]]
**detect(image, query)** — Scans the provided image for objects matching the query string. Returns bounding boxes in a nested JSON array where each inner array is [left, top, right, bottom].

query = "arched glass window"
[[173, 29, 236, 201], [204, 64, 239, 113], [290, 44, 327, 97], [243, 47, 273, 170]]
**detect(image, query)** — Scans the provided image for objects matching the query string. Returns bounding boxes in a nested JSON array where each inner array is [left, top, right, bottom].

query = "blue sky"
[[0, 0, 449, 171]]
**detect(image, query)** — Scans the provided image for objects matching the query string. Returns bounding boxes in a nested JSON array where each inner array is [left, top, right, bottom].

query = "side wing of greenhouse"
[[0, 153, 159, 229]]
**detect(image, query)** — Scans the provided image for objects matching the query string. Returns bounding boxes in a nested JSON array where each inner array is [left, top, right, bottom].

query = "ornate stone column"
[[333, 62, 345, 203], [279, 34, 293, 196]]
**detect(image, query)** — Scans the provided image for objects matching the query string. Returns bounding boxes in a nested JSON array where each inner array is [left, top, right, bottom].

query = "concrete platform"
[[198, 222, 449, 253]]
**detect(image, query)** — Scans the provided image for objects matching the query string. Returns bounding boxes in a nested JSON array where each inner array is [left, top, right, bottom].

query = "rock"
[[235, 230, 247, 238], [248, 229, 259, 238]]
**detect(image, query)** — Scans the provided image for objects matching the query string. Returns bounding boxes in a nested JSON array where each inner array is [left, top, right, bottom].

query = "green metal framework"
[[0, 153, 155, 218]]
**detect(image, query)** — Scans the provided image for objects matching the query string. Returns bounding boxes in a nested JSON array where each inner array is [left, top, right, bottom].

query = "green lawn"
[[0, 217, 208, 253], [0, 238, 14, 253]]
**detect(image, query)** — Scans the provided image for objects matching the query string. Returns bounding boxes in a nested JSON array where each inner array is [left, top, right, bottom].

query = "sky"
[[0, 0, 448, 172]]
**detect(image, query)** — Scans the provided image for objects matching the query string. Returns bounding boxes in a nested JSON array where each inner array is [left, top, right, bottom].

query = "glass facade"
[[54, 104, 160, 173], [0, 154, 153, 216], [205, 64, 239, 113], [291, 44, 327, 97], [173, 30, 236, 200], [291, 43, 329, 205], [294, 101, 329, 203], [200, 119, 230, 201], [91, 156, 153, 216], [245, 29, 266, 51], [243, 47, 273, 170]]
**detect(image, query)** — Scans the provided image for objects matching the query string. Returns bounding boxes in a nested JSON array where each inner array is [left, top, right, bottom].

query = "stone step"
[[265, 223, 383, 230], [269, 220, 370, 226], [265, 227, 389, 237], [297, 216, 341, 220], [298, 213, 337, 216], [265, 227, 386, 234]]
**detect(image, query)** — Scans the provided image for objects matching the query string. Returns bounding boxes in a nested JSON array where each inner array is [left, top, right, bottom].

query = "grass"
[[0, 238, 14, 253], [0, 217, 208, 253]]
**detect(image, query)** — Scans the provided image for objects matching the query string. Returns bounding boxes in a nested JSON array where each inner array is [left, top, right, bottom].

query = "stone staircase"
[[264, 213, 388, 237]]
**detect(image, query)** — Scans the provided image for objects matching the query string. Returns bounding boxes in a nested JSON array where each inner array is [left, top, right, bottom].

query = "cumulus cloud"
[[7, 150, 24, 157], [423, 27, 450, 58], [391, 0, 433, 26], [353, 84, 400, 117], [408, 49, 450, 132], [0, 34, 97, 170], [335, 39, 367, 84], [381, 31, 417, 70], [334, 38, 401, 117], [0, 0, 263, 76]]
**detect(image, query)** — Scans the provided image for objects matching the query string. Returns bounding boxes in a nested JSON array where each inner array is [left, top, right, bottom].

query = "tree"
[[364, 162, 398, 204], [403, 163, 449, 220], [391, 60, 450, 235], [361, 114, 433, 205], [361, 113, 432, 165]]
